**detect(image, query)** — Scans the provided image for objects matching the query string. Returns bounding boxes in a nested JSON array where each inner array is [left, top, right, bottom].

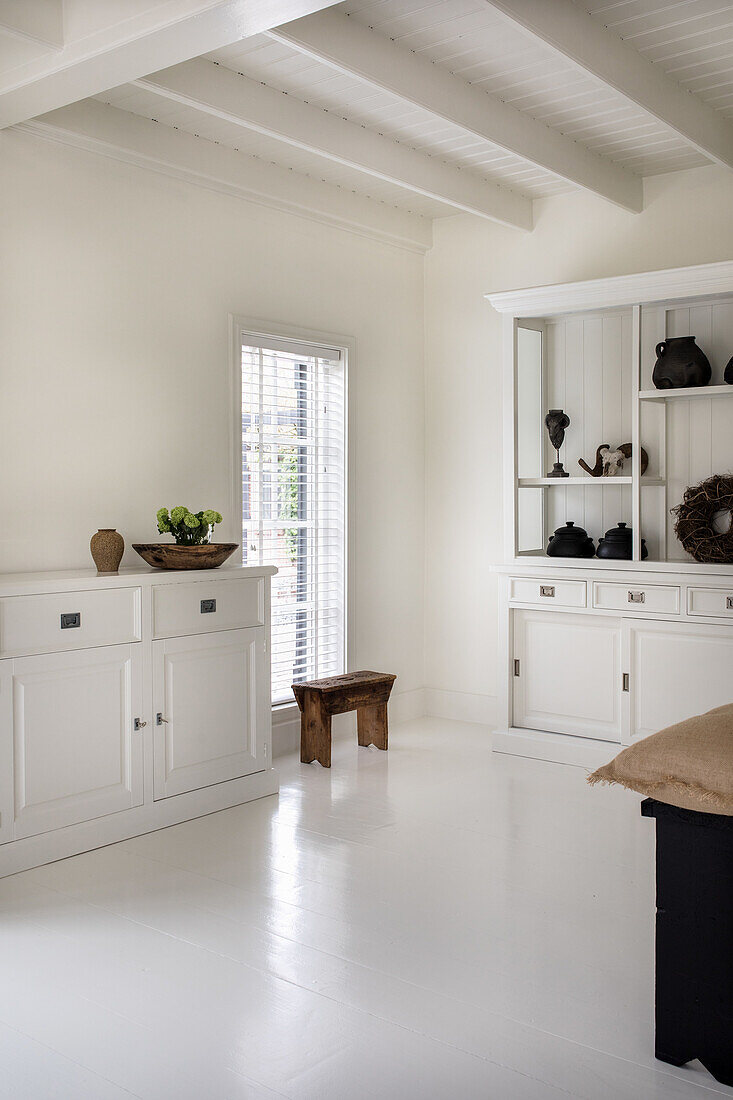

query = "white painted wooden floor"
[[1, 717, 731, 1100]]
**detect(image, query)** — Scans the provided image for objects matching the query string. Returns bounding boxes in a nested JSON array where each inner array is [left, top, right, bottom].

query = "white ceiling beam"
[[16, 99, 433, 253], [485, 0, 733, 172], [0, 0, 342, 130], [134, 58, 532, 229], [268, 9, 642, 214], [0, 0, 64, 48]]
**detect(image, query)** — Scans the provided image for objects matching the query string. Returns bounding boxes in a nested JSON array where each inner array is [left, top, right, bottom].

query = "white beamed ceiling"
[[13, 0, 733, 237], [94, 81, 451, 218]]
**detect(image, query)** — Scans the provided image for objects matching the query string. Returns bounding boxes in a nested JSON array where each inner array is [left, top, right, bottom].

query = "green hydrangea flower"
[[156, 507, 172, 534], [202, 509, 222, 526], [170, 506, 187, 525], [184, 512, 200, 528]]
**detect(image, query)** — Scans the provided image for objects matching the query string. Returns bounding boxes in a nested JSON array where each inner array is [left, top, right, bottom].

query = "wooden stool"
[[293, 671, 396, 768]]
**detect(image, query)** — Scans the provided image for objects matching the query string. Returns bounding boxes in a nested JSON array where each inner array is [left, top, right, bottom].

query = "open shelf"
[[639, 384, 733, 401], [518, 477, 665, 487]]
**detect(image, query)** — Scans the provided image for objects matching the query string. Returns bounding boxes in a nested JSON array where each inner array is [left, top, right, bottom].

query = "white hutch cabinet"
[[0, 565, 278, 876], [489, 260, 733, 767]]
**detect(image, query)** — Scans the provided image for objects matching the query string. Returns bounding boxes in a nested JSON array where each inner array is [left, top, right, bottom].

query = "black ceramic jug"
[[546, 521, 595, 559], [596, 522, 648, 561], [653, 336, 711, 390]]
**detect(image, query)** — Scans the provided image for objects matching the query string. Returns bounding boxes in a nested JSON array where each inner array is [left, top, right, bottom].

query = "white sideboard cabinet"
[[0, 564, 278, 876], [488, 261, 733, 767]]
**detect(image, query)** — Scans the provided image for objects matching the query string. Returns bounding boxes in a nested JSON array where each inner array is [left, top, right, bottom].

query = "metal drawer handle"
[[540, 585, 555, 598], [628, 591, 645, 604], [727, 596, 733, 610], [60, 612, 81, 629], [200, 598, 217, 614]]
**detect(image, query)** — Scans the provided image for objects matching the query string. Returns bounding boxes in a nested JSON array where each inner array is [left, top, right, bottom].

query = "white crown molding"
[[16, 101, 433, 255], [485, 260, 733, 316]]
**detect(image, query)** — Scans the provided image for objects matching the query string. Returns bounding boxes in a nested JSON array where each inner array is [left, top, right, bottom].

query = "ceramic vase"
[[653, 337, 711, 389], [90, 529, 124, 573]]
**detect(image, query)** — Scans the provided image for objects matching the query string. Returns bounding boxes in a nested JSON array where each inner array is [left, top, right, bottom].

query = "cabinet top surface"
[[0, 563, 277, 596], [494, 559, 733, 581]]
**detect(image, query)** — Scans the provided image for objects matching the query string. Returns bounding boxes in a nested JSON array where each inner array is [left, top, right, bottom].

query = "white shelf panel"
[[639, 384, 733, 401], [518, 477, 665, 487], [518, 476, 631, 487]]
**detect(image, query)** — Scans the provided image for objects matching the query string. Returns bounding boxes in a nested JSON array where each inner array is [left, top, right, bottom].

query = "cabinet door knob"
[[156, 713, 168, 725], [134, 718, 147, 730]]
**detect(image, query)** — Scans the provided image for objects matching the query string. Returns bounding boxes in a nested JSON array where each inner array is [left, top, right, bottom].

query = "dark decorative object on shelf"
[[579, 442, 649, 477], [546, 521, 595, 558], [653, 336, 711, 390], [724, 355, 733, 384], [672, 474, 733, 563], [596, 522, 648, 560], [641, 799, 733, 1088], [545, 408, 570, 477]]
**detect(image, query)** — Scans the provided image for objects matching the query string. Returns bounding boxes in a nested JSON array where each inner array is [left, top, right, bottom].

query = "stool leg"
[[357, 702, 388, 750], [301, 691, 332, 768]]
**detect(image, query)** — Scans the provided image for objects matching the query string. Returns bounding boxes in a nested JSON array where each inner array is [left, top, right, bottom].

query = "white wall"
[[0, 128, 426, 707], [8, 128, 733, 733], [424, 165, 733, 718]]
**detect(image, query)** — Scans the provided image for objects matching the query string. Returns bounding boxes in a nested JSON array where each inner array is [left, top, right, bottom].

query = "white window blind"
[[239, 332, 346, 704]]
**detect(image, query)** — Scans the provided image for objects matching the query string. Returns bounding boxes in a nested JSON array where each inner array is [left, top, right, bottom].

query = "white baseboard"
[[272, 685, 501, 758], [272, 705, 300, 758], [492, 728, 619, 770], [424, 688, 497, 726], [389, 687, 426, 724]]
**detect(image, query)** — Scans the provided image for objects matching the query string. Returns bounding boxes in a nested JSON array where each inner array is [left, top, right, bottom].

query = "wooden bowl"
[[132, 543, 239, 570]]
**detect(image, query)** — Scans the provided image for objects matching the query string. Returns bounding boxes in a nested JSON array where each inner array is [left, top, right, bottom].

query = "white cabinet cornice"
[[486, 259, 733, 317]]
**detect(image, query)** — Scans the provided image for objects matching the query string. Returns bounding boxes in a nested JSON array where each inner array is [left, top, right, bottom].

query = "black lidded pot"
[[546, 521, 595, 558], [596, 522, 648, 560]]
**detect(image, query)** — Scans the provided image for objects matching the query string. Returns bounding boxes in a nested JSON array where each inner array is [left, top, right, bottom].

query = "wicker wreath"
[[672, 474, 733, 563]]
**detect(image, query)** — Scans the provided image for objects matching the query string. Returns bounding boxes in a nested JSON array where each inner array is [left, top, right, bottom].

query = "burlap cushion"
[[587, 703, 733, 815]]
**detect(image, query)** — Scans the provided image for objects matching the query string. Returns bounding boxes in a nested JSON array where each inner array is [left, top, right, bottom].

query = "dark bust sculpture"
[[545, 409, 570, 478]]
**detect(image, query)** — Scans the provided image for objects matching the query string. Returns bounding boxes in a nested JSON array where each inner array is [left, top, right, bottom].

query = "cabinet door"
[[513, 610, 622, 742], [153, 628, 266, 799], [630, 621, 733, 741], [12, 645, 143, 839]]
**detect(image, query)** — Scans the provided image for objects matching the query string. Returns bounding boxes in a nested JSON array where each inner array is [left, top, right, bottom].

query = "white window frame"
[[229, 315, 355, 716]]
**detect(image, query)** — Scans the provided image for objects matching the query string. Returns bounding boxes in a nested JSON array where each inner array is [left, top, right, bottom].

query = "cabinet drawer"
[[592, 581, 680, 615], [687, 587, 733, 619], [509, 577, 586, 608], [152, 577, 264, 639], [0, 588, 141, 658]]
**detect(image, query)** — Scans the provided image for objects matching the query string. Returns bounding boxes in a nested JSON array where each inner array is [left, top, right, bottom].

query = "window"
[[238, 330, 346, 704]]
